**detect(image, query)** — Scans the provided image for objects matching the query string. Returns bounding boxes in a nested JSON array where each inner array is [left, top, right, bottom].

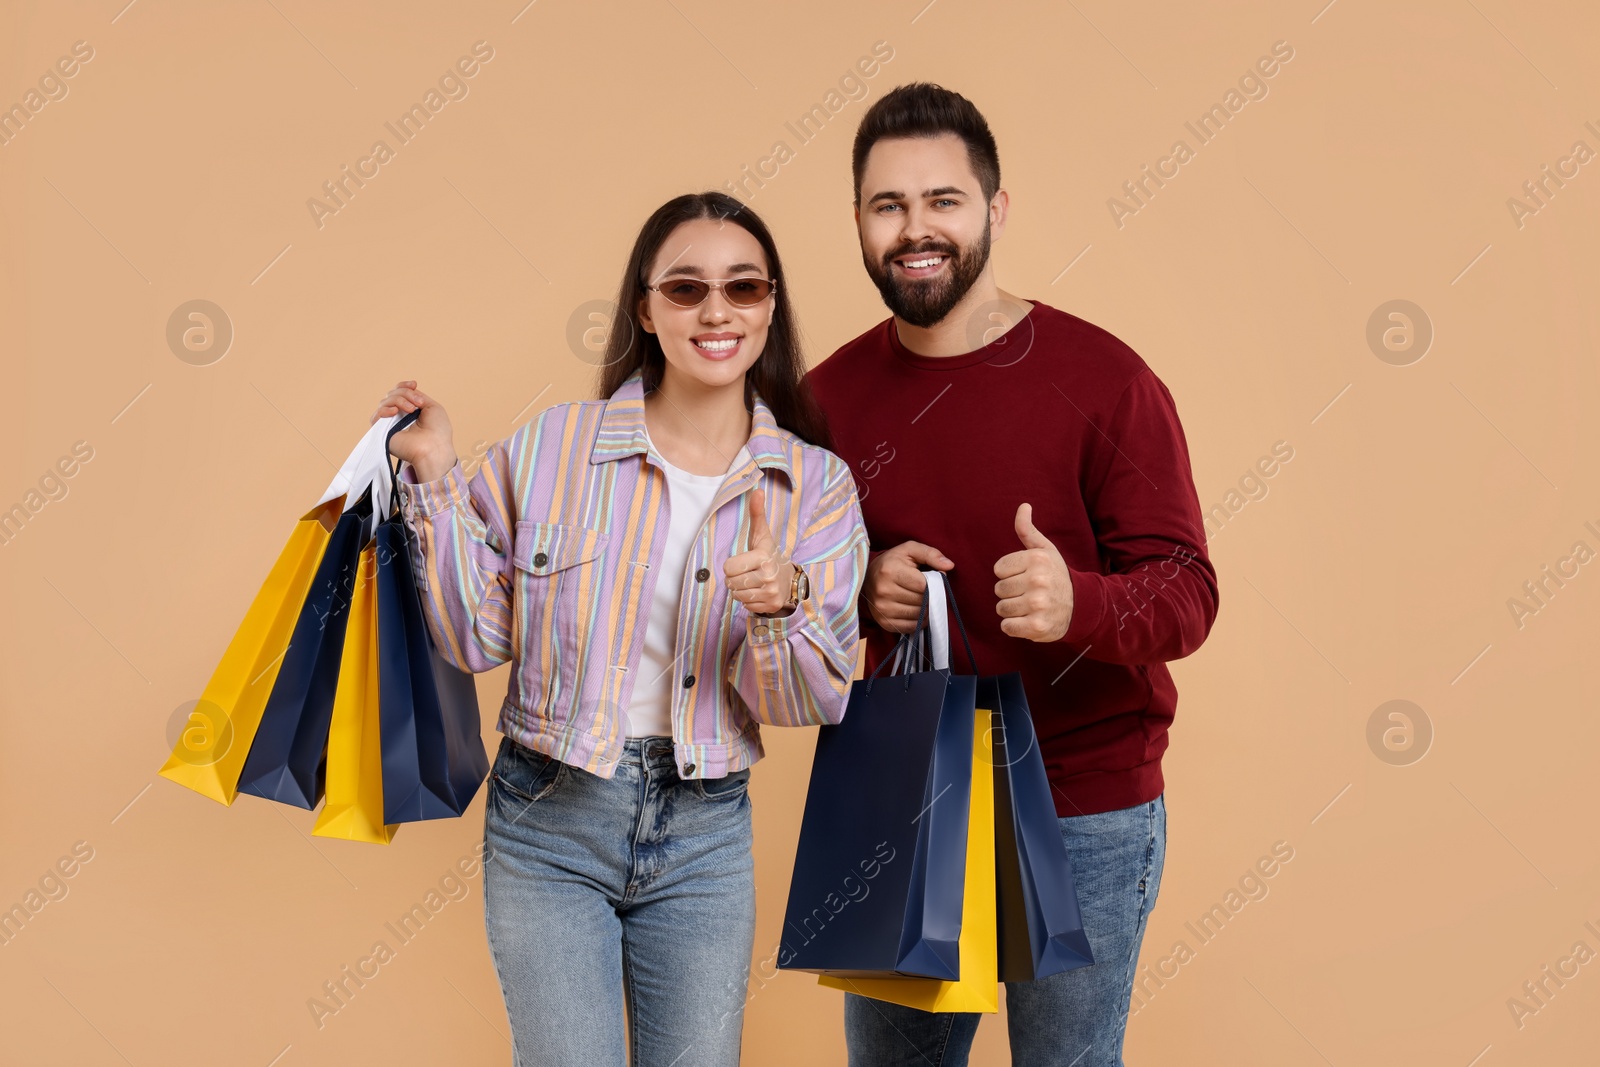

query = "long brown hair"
[[596, 191, 835, 451]]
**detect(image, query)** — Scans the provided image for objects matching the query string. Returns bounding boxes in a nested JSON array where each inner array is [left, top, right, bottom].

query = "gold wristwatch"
[[771, 562, 808, 615]]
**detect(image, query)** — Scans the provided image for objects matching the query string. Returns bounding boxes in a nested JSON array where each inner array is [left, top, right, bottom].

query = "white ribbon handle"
[[889, 570, 950, 675], [316, 414, 405, 521], [924, 570, 950, 670]]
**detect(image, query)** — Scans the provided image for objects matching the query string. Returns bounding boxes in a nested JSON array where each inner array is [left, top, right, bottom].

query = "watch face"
[[796, 568, 810, 601]]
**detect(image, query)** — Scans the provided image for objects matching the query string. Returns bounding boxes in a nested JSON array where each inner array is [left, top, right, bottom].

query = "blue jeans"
[[844, 795, 1167, 1067], [483, 735, 756, 1066]]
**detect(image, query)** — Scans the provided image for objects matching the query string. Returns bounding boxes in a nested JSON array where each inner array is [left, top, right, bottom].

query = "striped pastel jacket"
[[396, 367, 870, 780]]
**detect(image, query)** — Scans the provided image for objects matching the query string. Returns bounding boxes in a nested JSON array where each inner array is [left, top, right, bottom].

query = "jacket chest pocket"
[[511, 520, 611, 714]]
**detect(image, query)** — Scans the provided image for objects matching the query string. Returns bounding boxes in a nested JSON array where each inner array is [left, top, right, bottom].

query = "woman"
[[372, 191, 869, 1066]]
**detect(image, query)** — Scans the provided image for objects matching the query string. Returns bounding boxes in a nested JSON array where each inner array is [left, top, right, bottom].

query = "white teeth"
[[694, 338, 738, 351], [903, 256, 945, 269]]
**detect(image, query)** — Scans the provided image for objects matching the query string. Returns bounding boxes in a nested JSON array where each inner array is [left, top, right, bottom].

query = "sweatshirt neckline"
[[886, 299, 1046, 371]]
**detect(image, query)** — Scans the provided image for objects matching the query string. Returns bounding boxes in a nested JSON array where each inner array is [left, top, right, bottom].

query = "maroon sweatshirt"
[[805, 299, 1219, 816]]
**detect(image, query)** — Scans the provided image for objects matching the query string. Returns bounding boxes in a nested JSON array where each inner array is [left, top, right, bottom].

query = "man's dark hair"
[[851, 82, 1000, 207]]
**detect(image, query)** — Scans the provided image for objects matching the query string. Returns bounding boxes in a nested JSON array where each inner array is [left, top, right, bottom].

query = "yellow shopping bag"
[[159, 499, 342, 804], [314, 543, 395, 844], [819, 706, 1000, 1013]]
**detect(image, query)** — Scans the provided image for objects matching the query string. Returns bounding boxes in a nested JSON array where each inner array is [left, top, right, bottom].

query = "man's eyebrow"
[[865, 186, 969, 206], [657, 261, 766, 278]]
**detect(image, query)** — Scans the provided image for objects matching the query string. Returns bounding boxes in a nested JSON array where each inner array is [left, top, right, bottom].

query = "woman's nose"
[[700, 294, 734, 323]]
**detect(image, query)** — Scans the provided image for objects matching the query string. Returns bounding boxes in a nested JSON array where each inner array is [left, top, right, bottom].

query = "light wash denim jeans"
[[844, 795, 1167, 1067], [483, 734, 756, 1066]]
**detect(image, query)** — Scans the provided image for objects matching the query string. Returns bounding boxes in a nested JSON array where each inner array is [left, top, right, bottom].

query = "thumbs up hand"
[[993, 502, 1074, 641], [726, 487, 798, 617]]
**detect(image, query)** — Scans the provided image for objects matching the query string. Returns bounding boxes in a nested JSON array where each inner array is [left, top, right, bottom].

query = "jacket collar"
[[589, 367, 796, 486]]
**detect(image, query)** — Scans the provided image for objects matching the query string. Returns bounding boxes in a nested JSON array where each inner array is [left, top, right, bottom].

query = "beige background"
[[2, 0, 1597, 1063]]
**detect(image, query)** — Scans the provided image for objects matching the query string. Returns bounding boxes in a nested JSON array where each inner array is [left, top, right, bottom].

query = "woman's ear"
[[637, 294, 655, 335]]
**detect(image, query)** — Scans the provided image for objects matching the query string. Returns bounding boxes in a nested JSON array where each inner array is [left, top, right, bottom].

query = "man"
[[804, 82, 1220, 1067]]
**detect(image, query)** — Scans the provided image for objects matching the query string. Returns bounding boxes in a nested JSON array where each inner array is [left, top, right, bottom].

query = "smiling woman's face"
[[637, 217, 775, 391]]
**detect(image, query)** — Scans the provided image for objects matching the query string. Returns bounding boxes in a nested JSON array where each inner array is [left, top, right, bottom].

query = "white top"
[[625, 429, 752, 738]]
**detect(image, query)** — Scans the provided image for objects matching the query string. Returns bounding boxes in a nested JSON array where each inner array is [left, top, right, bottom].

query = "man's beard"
[[863, 220, 992, 329]]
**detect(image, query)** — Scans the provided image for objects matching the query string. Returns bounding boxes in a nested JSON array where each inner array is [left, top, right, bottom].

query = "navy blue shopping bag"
[[986, 672, 1095, 981], [236, 487, 372, 808], [374, 415, 487, 823], [780, 574, 980, 980]]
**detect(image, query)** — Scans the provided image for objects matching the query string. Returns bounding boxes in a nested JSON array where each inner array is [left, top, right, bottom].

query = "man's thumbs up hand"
[[993, 502, 1074, 641]]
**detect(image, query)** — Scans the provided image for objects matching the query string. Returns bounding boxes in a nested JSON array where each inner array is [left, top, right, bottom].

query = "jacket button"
[[533, 551, 548, 567], [682, 674, 695, 688], [695, 567, 710, 582], [684, 762, 696, 775], [753, 624, 769, 637]]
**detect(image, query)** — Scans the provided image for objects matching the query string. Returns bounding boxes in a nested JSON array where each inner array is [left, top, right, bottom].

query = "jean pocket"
[[491, 737, 568, 804], [510, 520, 611, 712], [693, 767, 751, 801]]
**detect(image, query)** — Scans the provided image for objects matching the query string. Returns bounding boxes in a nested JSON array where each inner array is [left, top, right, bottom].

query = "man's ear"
[[988, 188, 1011, 241]]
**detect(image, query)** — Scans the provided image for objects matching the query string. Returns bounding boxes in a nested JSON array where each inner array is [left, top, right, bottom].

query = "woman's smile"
[[691, 332, 744, 360]]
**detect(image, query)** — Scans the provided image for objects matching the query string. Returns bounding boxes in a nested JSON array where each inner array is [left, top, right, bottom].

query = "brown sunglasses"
[[646, 277, 778, 308]]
